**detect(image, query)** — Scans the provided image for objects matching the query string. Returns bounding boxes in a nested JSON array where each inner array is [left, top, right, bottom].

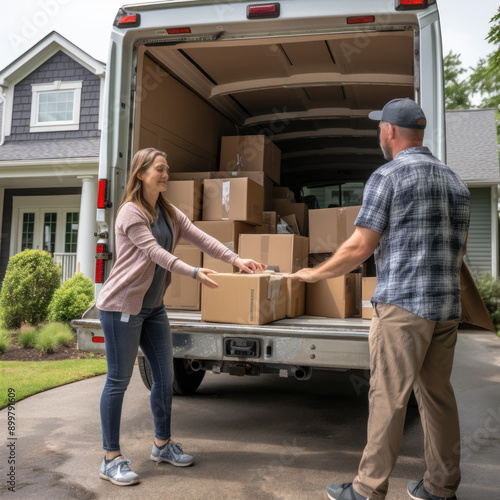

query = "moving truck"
[[73, 0, 473, 394]]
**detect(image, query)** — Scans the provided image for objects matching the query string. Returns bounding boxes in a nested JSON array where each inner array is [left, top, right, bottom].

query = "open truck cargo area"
[[72, 0, 479, 393]]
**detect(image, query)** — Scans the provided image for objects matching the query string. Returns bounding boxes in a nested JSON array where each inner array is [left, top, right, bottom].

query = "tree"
[[443, 51, 471, 110], [486, 7, 500, 70]]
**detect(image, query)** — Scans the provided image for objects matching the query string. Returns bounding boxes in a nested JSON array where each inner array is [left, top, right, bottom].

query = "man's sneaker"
[[99, 455, 140, 486], [408, 480, 457, 500], [327, 482, 368, 500], [150, 440, 194, 467]]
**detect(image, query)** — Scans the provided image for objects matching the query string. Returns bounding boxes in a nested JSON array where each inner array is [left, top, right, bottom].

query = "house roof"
[[0, 138, 100, 162], [445, 108, 500, 185]]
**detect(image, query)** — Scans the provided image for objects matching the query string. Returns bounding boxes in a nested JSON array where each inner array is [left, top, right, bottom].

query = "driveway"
[[1, 331, 499, 499]]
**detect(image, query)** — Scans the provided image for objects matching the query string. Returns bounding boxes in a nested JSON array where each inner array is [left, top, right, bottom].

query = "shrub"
[[0, 250, 61, 329], [19, 327, 38, 348], [0, 329, 12, 352], [48, 273, 94, 323], [473, 272, 500, 330], [34, 323, 74, 354]]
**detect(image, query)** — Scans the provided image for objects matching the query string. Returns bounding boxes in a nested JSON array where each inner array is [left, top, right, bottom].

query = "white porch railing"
[[53, 253, 77, 282]]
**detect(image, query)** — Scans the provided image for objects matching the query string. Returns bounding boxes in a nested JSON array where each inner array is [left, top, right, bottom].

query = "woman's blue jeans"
[[99, 306, 174, 451]]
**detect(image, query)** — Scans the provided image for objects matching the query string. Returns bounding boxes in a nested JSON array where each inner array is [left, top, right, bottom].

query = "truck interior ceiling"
[[134, 29, 415, 206]]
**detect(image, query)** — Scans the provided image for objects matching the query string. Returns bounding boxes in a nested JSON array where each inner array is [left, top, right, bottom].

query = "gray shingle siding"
[[4, 50, 101, 142]]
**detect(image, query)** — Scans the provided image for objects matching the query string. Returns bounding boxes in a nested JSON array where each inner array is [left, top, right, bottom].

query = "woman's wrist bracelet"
[[192, 267, 200, 279]]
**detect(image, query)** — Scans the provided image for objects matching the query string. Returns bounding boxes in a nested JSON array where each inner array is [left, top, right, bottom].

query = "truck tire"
[[137, 354, 205, 395]]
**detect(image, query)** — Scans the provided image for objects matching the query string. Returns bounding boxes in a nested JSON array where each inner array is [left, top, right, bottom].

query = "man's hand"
[[233, 257, 266, 274], [285, 268, 319, 283]]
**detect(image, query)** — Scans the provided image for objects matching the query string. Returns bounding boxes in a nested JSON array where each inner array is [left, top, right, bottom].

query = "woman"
[[96, 148, 264, 486]]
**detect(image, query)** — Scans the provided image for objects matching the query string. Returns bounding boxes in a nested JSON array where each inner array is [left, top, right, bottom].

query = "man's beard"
[[380, 138, 393, 161]]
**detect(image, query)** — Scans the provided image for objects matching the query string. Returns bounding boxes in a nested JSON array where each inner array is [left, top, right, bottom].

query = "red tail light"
[[95, 244, 106, 283], [347, 16, 375, 24], [166, 27, 191, 35], [247, 3, 280, 19], [97, 179, 110, 209], [396, 0, 428, 10], [114, 9, 141, 28], [92, 336, 105, 343]]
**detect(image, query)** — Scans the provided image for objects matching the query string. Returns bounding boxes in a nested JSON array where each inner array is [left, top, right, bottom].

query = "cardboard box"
[[211, 171, 274, 211], [164, 180, 202, 221], [201, 273, 287, 325], [272, 199, 309, 235], [309, 253, 332, 268], [238, 234, 309, 274], [220, 135, 281, 184], [286, 278, 306, 318], [168, 172, 213, 181], [195, 220, 255, 273], [309, 206, 362, 253], [202, 177, 263, 226], [361, 277, 377, 319], [273, 186, 295, 201], [164, 246, 202, 310], [306, 274, 357, 318]]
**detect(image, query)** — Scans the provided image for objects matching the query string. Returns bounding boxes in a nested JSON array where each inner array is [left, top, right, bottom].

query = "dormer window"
[[30, 80, 82, 132]]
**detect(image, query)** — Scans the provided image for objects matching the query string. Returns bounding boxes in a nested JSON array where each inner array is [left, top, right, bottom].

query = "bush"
[[19, 327, 38, 348], [473, 272, 500, 330], [0, 250, 61, 329], [34, 323, 74, 354], [0, 329, 12, 352], [48, 273, 94, 323]]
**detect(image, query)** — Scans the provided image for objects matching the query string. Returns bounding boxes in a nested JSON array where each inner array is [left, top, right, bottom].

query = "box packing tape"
[[222, 180, 230, 220]]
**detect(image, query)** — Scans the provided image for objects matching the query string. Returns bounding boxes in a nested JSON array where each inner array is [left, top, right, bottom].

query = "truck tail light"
[[166, 27, 191, 35], [347, 16, 375, 24], [247, 3, 280, 19], [114, 8, 141, 28], [97, 179, 111, 209], [92, 335, 105, 343], [396, 0, 429, 10], [95, 244, 107, 284]]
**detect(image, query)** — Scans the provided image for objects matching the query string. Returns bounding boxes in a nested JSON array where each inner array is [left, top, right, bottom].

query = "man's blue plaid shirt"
[[355, 147, 470, 321]]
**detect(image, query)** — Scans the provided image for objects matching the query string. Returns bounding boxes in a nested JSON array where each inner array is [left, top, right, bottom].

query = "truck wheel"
[[137, 355, 205, 395], [173, 358, 205, 395]]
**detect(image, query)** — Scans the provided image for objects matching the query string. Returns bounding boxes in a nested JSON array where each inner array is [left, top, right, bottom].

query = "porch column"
[[76, 176, 97, 281]]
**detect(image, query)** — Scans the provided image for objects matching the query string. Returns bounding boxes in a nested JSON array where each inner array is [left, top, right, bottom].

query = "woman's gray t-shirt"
[[142, 207, 173, 308]]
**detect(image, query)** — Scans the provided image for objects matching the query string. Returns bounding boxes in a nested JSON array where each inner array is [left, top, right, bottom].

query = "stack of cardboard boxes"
[[162, 134, 373, 325]]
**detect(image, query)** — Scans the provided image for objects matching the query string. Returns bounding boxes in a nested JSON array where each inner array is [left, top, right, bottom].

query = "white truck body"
[[73, 0, 445, 391]]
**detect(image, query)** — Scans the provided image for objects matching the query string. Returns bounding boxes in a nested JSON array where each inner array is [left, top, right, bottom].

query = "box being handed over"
[[201, 272, 287, 325]]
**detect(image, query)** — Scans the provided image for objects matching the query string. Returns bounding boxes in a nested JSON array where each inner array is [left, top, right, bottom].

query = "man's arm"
[[285, 226, 381, 283]]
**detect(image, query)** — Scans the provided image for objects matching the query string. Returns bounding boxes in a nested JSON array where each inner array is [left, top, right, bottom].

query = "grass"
[[19, 327, 37, 348], [0, 359, 108, 409], [0, 329, 12, 352], [34, 322, 74, 353]]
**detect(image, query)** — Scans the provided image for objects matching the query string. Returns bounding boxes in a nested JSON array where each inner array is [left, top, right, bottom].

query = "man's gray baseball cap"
[[368, 98, 427, 129]]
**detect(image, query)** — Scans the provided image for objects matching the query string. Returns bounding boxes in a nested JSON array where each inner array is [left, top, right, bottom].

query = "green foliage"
[[19, 327, 38, 348], [48, 273, 94, 323], [486, 8, 500, 70], [444, 51, 472, 110], [473, 272, 500, 330], [0, 329, 12, 353], [34, 323, 74, 354], [0, 250, 61, 329]]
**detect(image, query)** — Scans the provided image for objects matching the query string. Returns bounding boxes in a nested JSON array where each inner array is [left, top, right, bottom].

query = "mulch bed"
[[0, 332, 106, 362]]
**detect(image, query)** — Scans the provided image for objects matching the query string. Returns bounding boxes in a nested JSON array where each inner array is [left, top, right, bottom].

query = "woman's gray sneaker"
[[151, 441, 194, 466], [99, 455, 140, 486]]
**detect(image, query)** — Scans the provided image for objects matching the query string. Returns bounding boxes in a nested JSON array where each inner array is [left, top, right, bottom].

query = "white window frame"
[[30, 80, 83, 133]]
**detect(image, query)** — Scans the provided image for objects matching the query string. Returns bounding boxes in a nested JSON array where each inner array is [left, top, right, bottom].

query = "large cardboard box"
[[220, 135, 281, 184], [309, 206, 362, 253], [211, 171, 274, 211], [164, 246, 202, 310], [164, 180, 202, 221], [202, 177, 263, 226], [238, 234, 309, 274], [361, 277, 377, 319], [272, 199, 309, 235], [195, 220, 255, 273], [306, 274, 357, 318], [201, 273, 287, 325], [286, 278, 306, 318]]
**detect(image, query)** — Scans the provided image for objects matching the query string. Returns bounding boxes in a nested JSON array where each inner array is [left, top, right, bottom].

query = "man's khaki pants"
[[353, 303, 461, 500]]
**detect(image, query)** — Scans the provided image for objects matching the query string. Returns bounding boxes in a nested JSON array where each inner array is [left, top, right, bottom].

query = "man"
[[286, 98, 470, 500]]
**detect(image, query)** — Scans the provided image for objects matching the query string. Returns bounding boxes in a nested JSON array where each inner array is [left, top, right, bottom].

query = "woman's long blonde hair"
[[118, 148, 176, 224]]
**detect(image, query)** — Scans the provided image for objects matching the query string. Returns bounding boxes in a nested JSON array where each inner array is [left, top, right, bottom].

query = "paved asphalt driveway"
[[1, 331, 499, 499]]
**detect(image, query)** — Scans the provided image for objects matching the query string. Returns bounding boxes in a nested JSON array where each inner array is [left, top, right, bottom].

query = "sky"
[[0, 0, 498, 76]]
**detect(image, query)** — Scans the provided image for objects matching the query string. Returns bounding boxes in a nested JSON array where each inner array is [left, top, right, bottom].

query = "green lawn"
[[0, 359, 107, 409]]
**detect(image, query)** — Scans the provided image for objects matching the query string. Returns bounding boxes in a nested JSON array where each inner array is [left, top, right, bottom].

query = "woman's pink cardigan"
[[96, 202, 238, 315]]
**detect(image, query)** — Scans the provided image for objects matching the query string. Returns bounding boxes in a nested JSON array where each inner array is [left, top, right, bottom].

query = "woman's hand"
[[195, 268, 219, 288], [233, 257, 266, 274]]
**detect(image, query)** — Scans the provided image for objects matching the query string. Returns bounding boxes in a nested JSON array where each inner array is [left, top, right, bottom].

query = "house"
[[0, 32, 498, 285], [0, 32, 104, 282], [446, 108, 500, 277]]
